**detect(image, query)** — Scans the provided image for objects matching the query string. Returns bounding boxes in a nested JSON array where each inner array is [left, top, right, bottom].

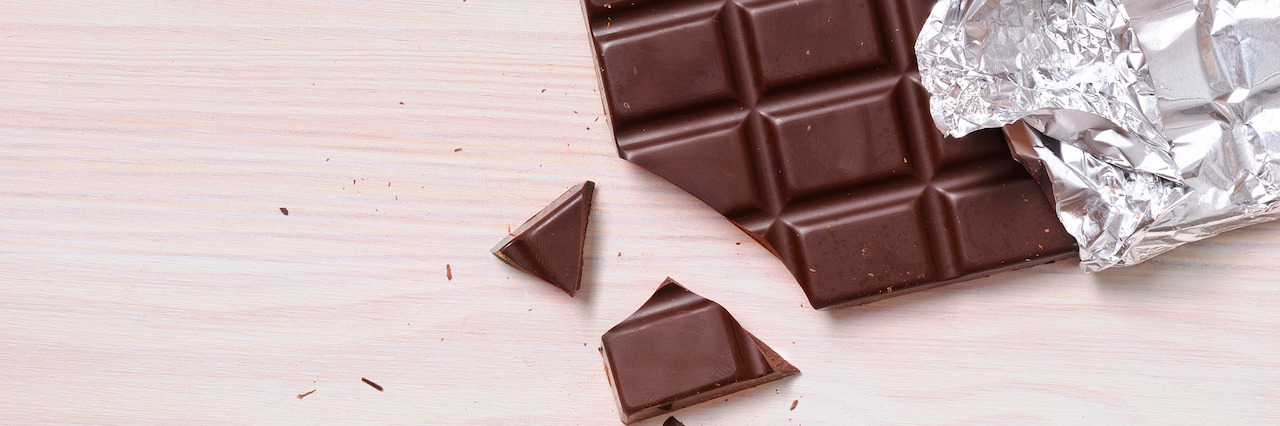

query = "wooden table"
[[2, 1, 1277, 423]]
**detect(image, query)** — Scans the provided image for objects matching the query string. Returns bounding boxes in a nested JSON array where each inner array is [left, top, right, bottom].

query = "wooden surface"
[[2, 1, 1278, 424]]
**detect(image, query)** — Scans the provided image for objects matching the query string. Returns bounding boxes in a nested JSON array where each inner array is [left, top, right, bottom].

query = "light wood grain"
[[1, 1, 1277, 424]]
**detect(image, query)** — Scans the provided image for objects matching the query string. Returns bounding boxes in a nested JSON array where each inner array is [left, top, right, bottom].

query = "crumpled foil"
[[917, 0, 1280, 271]]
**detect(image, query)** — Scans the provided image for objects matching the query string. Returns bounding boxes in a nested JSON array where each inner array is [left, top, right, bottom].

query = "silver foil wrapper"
[[917, 0, 1280, 271]]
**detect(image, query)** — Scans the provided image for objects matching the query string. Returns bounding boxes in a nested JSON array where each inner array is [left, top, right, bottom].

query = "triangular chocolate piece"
[[492, 181, 594, 296], [600, 278, 799, 424]]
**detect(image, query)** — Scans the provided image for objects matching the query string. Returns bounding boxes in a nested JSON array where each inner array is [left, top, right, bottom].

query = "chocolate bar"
[[582, 0, 1076, 308], [601, 278, 798, 424]]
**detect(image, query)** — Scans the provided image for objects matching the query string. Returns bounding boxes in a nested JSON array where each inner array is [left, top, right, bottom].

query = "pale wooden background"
[[1, 1, 1277, 424]]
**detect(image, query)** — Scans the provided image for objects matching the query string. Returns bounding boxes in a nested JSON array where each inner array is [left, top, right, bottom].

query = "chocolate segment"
[[492, 181, 595, 296], [583, 0, 1076, 309], [663, 417, 685, 426], [601, 278, 798, 424]]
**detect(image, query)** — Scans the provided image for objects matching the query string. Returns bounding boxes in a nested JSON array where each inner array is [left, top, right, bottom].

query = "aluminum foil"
[[917, 0, 1280, 271]]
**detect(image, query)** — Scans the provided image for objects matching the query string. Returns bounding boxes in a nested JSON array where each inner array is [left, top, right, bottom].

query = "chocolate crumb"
[[279, 207, 289, 216], [399, 102, 404, 105], [541, 89, 546, 93], [361, 378, 383, 391], [454, 148, 462, 152], [791, 399, 798, 410], [446, 264, 453, 280], [297, 389, 316, 399]]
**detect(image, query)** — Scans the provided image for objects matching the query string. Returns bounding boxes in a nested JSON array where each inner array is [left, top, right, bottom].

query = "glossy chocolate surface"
[[601, 278, 798, 424], [583, 0, 1076, 309], [492, 181, 595, 296]]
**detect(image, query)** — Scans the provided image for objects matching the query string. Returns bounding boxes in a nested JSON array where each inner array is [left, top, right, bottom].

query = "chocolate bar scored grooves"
[[584, 0, 1076, 309]]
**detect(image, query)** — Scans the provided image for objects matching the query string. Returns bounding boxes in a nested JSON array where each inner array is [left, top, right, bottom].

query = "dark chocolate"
[[663, 417, 685, 426], [492, 181, 595, 296], [601, 278, 798, 424], [583, 0, 1076, 309]]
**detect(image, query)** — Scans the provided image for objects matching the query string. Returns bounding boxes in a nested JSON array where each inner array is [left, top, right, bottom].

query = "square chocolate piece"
[[601, 278, 798, 423]]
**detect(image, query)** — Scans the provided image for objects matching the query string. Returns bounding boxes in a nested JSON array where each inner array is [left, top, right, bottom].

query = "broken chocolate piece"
[[492, 181, 595, 296], [601, 278, 798, 424], [663, 417, 685, 426], [279, 207, 289, 216], [581, 0, 1076, 309]]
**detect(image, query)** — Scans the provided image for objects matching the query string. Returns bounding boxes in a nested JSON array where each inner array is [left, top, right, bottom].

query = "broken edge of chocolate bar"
[[600, 278, 798, 424], [492, 181, 595, 296]]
